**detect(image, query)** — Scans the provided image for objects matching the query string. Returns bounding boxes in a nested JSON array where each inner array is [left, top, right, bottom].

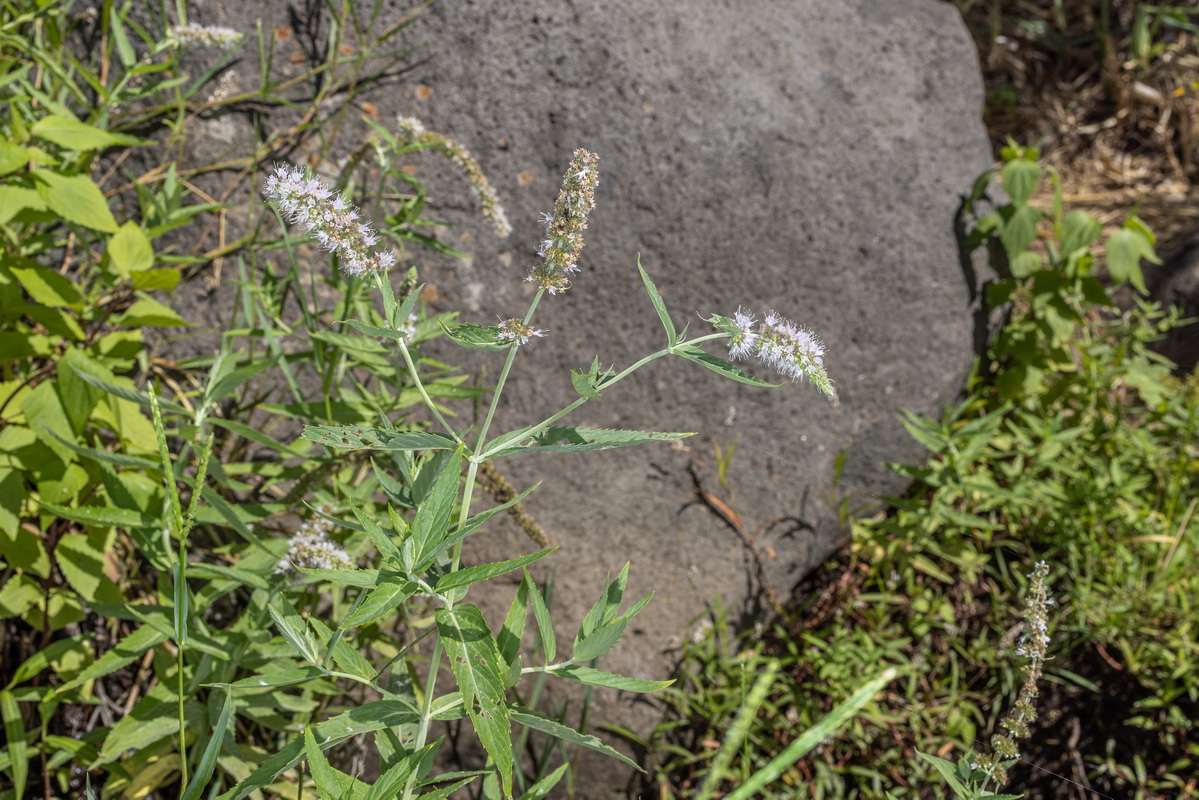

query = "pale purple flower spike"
[[263, 164, 398, 277]]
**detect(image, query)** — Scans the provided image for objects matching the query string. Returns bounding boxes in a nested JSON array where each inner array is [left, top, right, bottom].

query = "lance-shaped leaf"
[[550, 664, 671, 693], [436, 604, 513, 798], [216, 702, 420, 800], [301, 424, 460, 452], [304, 728, 369, 799], [673, 345, 780, 387], [56, 624, 168, 694], [485, 427, 693, 459], [438, 320, 510, 351], [510, 707, 641, 771], [351, 503, 404, 568], [637, 257, 677, 344], [524, 569, 556, 665], [410, 445, 465, 570], [435, 549, 556, 594], [267, 596, 319, 664], [180, 689, 233, 800], [340, 574, 420, 629]]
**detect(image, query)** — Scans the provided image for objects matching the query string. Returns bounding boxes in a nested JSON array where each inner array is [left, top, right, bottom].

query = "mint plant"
[[241, 147, 834, 798]]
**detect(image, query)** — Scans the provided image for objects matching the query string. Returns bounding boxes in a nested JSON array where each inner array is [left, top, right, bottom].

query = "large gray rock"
[[197, 0, 993, 794]]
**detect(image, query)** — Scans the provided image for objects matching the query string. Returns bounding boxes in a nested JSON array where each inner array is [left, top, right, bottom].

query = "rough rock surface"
[[194, 0, 993, 794]]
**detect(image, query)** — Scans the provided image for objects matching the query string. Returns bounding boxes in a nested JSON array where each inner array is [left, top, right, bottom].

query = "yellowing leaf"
[[108, 222, 154, 277], [9, 265, 83, 308], [32, 169, 118, 233], [115, 298, 191, 327], [30, 114, 149, 151], [0, 141, 29, 175]]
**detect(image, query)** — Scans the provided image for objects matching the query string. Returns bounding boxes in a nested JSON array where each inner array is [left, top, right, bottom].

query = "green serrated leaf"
[[341, 575, 419, 629], [550, 665, 671, 693], [267, 597, 319, 664], [438, 320, 509, 351], [524, 570, 556, 665], [510, 707, 641, 771], [410, 445, 465, 570], [228, 666, 328, 689], [302, 424, 460, 452], [352, 503, 404, 567], [637, 257, 677, 343], [435, 549, 556, 594], [436, 605, 513, 798], [486, 427, 693, 459], [673, 346, 781, 388], [37, 501, 158, 530], [1058, 210, 1101, 256]]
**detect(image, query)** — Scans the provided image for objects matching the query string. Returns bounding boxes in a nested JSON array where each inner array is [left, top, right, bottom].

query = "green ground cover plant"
[[647, 145, 1198, 798]]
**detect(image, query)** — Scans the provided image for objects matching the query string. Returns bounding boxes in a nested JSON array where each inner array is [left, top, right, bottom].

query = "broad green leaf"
[[30, 114, 148, 151], [673, 346, 780, 388], [301, 424, 459, 452], [486, 426, 693, 459], [115, 298, 191, 327], [550, 665, 671, 693], [56, 624, 169, 694], [107, 222, 154, 279], [570, 357, 606, 399], [98, 696, 204, 763], [0, 574, 43, 619], [1, 690, 27, 798], [0, 469, 20, 536], [0, 526, 50, 578], [305, 727, 369, 800], [916, 752, 971, 796], [21, 383, 73, 465], [340, 575, 419, 628], [130, 268, 180, 290], [9, 265, 83, 308], [5, 633, 91, 689], [0, 141, 29, 175], [436, 605, 513, 799], [524, 570, 555, 665], [998, 202, 1042, 259], [37, 501, 157, 529], [1000, 158, 1040, 206], [436, 549, 556, 594], [216, 702, 421, 800], [410, 445, 465, 569], [510, 708, 641, 770], [56, 349, 106, 434], [55, 533, 123, 603], [577, 563, 630, 638], [438, 320, 509, 351], [31, 169, 118, 233], [1106, 227, 1157, 294], [417, 777, 478, 800], [1059, 210, 1102, 256], [637, 258, 677, 343], [0, 186, 46, 225], [180, 689, 233, 800]]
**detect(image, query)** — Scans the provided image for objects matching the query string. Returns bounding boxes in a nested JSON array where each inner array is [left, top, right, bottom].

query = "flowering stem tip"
[[263, 164, 398, 277], [715, 308, 834, 396], [528, 149, 600, 295]]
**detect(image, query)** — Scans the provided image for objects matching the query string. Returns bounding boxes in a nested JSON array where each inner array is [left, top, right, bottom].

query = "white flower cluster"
[[276, 513, 353, 574], [727, 308, 833, 396], [395, 116, 511, 238], [528, 149, 599, 295], [170, 24, 243, 49], [497, 318, 546, 346], [264, 164, 398, 277]]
